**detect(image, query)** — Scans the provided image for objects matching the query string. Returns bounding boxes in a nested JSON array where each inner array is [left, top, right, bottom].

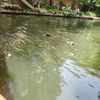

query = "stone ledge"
[[0, 10, 100, 20]]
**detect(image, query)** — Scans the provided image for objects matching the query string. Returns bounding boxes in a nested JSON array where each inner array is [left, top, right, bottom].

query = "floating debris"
[[8, 53, 11, 57], [69, 53, 74, 56], [67, 40, 74, 46], [44, 32, 51, 37]]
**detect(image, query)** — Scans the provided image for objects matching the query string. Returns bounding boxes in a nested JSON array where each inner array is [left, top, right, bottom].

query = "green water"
[[0, 15, 100, 100]]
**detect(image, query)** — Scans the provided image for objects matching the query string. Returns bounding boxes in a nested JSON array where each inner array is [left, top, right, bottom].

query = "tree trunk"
[[49, 0, 53, 6], [71, 0, 76, 10], [32, 0, 40, 7], [12, 0, 33, 9], [12, 0, 24, 7], [88, 0, 92, 11]]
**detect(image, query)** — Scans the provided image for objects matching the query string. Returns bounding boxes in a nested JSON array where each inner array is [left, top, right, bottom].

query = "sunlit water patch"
[[58, 59, 100, 100]]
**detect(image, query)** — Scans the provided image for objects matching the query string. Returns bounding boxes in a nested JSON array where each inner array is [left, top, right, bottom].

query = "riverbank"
[[0, 10, 100, 20]]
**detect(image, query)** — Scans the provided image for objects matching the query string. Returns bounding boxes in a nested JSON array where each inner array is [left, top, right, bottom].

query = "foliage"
[[59, 0, 65, 4], [95, 0, 100, 7], [0, 0, 100, 17], [40, 2, 51, 9], [78, 0, 100, 11], [83, 11, 96, 16]]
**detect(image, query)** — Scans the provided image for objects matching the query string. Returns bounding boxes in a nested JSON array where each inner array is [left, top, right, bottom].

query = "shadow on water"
[[0, 14, 29, 100], [0, 51, 13, 99]]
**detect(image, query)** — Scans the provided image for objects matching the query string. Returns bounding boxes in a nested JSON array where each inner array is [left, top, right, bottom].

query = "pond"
[[0, 15, 100, 100]]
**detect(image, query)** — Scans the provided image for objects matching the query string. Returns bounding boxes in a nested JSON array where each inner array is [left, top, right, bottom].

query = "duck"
[[44, 32, 51, 37]]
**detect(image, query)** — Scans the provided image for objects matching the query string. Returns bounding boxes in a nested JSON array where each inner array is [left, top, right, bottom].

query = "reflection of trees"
[[0, 15, 92, 63], [0, 15, 97, 64], [0, 15, 29, 54], [90, 34, 100, 70], [72, 24, 100, 71], [91, 51, 100, 70]]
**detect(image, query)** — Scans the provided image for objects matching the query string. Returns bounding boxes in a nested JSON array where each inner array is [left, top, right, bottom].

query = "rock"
[[1, 4, 21, 10]]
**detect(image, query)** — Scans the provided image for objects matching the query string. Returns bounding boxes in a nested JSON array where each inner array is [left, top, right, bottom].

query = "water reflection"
[[58, 59, 100, 100]]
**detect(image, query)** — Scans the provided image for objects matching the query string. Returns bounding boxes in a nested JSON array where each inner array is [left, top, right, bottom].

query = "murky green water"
[[0, 15, 100, 100]]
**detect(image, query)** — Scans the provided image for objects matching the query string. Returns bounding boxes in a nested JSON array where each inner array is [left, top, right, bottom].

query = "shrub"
[[84, 11, 96, 17]]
